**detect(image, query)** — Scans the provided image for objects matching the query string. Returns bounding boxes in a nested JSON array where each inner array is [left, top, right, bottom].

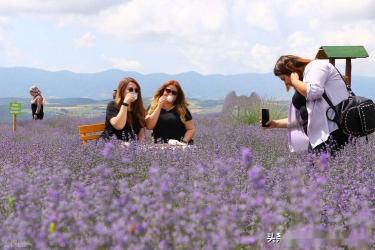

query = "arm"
[[295, 63, 328, 101], [145, 106, 162, 129], [145, 96, 167, 129], [110, 93, 135, 130], [182, 120, 195, 143], [290, 73, 307, 98], [35, 96, 43, 114], [138, 127, 145, 141], [266, 118, 288, 128], [110, 105, 128, 130]]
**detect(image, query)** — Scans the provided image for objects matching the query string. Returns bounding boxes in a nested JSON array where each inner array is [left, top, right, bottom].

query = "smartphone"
[[261, 108, 270, 127]]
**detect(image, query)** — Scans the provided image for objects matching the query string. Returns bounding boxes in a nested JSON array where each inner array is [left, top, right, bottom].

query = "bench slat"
[[79, 123, 105, 134], [78, 123, 105, 144], [80, 134, 102, 141]]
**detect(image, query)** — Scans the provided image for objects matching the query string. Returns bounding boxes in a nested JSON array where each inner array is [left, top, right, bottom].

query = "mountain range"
[[1, 67, 374, 100]]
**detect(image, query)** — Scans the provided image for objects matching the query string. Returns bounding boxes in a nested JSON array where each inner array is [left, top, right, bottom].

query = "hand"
[[168, 139, 187, 146], [290, 72, 299, 86], [158, 96, 168, 107], [260, 119, 278, 128], [124, 92, 135, 104]]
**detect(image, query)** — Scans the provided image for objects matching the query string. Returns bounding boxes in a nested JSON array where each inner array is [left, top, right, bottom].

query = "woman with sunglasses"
[[102, 77, 146, 142], [146, 80, 195, 144]]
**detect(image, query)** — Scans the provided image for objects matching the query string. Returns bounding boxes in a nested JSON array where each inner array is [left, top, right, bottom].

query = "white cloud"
[[0, 16, 26, 65], [248, 43, 281, 72], [96, 0, 228, 41], [103, 56, 142, 71], [0, 16, 9, 41], [74, 32, 95, 48], [309, 18, 320, 30], [318, 0, 375, 20], [0, 0, 122, 15], [322, 21, 375, 46], [245, 2, 279, 32], [287, 32, 314, 50], [93, 0, 281, 74], [1, 0, 375, 76], [287, 0, 375, 20]]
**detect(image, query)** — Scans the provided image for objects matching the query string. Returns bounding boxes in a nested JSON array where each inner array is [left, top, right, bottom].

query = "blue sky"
[[0, 0, 374, 75]]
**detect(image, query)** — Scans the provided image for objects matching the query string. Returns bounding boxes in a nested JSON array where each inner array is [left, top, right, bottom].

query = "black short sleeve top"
[[148, 105, 192, 143], [103, 101, 142, 141]]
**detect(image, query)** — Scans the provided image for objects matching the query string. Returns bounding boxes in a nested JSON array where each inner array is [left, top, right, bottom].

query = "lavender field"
[[0, 115, 374, 249]]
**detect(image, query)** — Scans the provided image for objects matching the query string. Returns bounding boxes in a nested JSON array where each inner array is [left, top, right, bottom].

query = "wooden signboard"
[[9, 102, 22, 132]]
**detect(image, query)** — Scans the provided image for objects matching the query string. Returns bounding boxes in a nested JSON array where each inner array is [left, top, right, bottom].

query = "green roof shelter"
[[315, 45, 369, 86]]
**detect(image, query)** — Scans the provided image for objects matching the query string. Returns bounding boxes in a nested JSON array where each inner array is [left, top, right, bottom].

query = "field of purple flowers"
[[0, 115, 374, 249]]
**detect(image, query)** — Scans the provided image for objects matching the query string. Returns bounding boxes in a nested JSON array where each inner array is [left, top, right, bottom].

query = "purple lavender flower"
[[319, 152, 330, 170], [240, 236, 257, 245], [316, 176, 327, 185], [240, 147, 252, 165], [121, 156, 131, 164], [73, 184, 86, 199], [1, 115, 374, 249], [248, 165, 265, 190], [102, 142, 114, 159]]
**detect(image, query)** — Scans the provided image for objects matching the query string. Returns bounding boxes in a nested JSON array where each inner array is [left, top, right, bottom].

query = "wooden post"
[[329, 58, 335, 66], [13, 114, 16, 132], [345, 58, 352, 86]]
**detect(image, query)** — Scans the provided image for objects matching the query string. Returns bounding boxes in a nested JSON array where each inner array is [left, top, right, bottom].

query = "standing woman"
[[102, 77, 146, 142], [29, 86, 44, 120], [146, 80, 195, 144], [266, 55, 350, 155]]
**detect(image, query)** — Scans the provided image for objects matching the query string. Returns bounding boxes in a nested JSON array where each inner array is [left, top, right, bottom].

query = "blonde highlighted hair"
[[148, 80, 189, 123]]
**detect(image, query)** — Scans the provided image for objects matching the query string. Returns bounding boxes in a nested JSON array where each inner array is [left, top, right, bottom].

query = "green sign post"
[[9, 102, 22, 132]]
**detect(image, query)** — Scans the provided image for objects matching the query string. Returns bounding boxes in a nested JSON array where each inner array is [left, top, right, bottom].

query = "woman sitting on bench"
[[146, 80, 195, 144], [102, 77, 146, 142]]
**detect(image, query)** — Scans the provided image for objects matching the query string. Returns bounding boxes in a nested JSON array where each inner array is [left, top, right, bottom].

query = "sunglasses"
[[127, 87, 139, 93], [165, 88, 178, 96]]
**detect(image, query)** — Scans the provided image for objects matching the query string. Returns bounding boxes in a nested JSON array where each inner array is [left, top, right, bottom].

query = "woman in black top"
[[146, 80, 195, 144], [102, 77, 146, 142], [29, 86, 44, 120]]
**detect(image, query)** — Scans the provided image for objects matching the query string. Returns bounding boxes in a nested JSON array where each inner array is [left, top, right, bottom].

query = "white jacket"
[[287, 60, 349, 151]]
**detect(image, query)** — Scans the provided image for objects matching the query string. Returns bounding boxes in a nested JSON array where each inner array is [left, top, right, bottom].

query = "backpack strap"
[[333, 65, 356, 96], [322, 92, 335, 108], [322, 92, 341, 127]]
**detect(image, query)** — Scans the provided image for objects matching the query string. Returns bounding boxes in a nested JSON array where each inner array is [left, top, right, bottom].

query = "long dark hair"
[[273, 55, 311, 80], [148, 80, 189, 123], [115, 77, 146, 127]]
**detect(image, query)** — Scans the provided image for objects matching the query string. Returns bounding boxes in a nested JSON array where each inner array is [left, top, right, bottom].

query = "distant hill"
[[0, 97, 223, 123], [0, 66, 374, 100]]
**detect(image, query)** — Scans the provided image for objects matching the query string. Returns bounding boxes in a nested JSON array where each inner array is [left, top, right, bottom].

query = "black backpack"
[[322, 68, 375, 137]]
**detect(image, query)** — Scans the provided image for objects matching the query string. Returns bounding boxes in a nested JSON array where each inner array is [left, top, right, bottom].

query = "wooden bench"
[[78, 123, 105, 144]]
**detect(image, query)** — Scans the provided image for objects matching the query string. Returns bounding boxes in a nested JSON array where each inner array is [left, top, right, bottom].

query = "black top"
[[31, 97, 44, 120], [149, 106, 192, 143], [292, 91, 308, 134], [103, 101, 143, 141]]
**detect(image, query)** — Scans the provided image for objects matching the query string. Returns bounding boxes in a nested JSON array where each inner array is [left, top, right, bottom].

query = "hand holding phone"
[[261, 108, 270, 127]]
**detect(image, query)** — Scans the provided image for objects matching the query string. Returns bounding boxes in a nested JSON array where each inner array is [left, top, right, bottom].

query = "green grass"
[[229, 99, 288, 125]]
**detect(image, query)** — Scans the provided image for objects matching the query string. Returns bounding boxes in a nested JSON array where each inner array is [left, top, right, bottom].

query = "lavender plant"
[[0, 115, 374, 249]]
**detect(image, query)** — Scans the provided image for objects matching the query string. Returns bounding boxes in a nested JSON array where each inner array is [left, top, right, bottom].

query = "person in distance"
[[29, 85, 44, 120]]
